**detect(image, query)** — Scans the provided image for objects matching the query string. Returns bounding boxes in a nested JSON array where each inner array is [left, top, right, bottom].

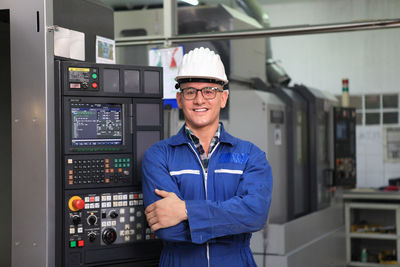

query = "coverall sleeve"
[[186, 145, 273, 244], [142, 143, 191, 242]]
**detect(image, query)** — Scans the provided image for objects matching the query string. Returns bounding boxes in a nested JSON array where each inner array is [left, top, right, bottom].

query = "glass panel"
[[386, 128, 400, 160], [143, 71, 160, 94], [383, 94, 398, 108], [103, 69, 120, 92], [136, 131, 161, 180], [365, 95, 380, 109], [350, 96, 362, 109], [124, 70, 140, 93], [136, 103, 160, 126], [383, 112, 398, 124], [365, 113, 380, 125]]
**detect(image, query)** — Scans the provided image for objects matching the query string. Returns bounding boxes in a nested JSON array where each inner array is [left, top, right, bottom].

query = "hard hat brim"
[[175, 75, 228, 85]]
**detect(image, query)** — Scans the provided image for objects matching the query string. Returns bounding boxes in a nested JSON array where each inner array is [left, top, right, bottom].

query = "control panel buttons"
[[69, 196, 85, 211], [91, 73, 98, 79], [88, 232, 96, 242], [65, 156, 132, 187], [102, 228, 117, 245], [72, 215, 81, 226], [66, 191, 147, 249], [87, 215, 97, 226], [110, 210, 119, 219], [70, 241, 77, 248]]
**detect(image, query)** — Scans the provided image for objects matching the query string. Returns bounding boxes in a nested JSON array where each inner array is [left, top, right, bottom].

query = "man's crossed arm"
[[145, 189, 187, 231]]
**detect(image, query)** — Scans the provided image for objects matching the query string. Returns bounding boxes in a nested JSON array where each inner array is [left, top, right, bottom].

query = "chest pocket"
[[169, 169, 204, 199], [213, 168, 244, 201]]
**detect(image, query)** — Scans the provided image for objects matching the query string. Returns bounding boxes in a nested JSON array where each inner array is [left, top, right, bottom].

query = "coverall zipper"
[[187, 142, 220, 267]]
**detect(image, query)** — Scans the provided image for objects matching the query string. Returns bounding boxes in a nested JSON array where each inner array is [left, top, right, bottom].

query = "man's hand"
[[145, 189, 188, 231]]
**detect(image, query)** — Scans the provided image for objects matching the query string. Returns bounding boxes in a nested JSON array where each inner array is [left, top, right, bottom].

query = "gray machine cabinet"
[[0, 0, 56, 266], [226, 82, 288, 223]]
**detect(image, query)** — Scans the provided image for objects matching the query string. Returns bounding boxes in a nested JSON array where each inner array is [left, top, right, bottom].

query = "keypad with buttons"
[[65, 155, 133, 188], [67, 190, 157, 250]]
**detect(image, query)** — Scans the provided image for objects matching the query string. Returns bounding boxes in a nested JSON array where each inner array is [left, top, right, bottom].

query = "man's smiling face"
[[176, 82, 228, 131]]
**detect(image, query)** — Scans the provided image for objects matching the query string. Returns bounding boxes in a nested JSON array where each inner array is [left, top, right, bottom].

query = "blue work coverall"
[[142, 124, 273, 267]]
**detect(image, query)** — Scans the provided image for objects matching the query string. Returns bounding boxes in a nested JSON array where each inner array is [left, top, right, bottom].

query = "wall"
[[262, 0, 400, 188]]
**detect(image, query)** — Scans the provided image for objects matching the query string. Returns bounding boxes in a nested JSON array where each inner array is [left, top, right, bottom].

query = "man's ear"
[[220, 90, 229, 109], [176, 92, 183, 109]]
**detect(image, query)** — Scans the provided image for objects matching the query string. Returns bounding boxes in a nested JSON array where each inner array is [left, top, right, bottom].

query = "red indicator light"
[[78, 240, 84, 247], [92, 82, 98, 89]]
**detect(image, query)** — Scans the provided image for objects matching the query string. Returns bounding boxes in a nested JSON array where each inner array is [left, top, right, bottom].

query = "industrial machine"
[[55, 60, 163, 266], [333, 107, 357, 187]]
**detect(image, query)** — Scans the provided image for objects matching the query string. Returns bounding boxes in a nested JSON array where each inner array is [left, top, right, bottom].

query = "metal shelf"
[[349, 233, 398, 240], [345, 201, 400, 266], [348, 261, 399, 267]]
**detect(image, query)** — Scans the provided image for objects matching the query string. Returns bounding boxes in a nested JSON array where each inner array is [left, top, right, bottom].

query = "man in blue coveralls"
[[142, 47, 273, 267]]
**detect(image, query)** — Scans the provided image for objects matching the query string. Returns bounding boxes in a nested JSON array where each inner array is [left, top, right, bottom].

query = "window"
[[337, 93, 399, 126]]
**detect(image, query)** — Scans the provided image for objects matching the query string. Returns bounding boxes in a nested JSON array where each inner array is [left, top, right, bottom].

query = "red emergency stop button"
[[73, 199, 85, 210], [92, 82, 98, 89], [68, 196, 85, 211]]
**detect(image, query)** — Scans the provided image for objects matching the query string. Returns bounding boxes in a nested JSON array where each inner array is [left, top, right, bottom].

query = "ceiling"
[[93, 0, 235, 10]]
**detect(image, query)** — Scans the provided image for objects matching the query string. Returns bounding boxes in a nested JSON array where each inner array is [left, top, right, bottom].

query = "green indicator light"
[[127, 163, 130, 167], [92, 73, 98, 79], [114, 158, 118, 162], [70, 241, 76, 248], [127, 158, 130, 162]]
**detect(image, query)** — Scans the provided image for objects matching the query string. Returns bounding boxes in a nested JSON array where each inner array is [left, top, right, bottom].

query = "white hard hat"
[[175, 47, 228, 88]]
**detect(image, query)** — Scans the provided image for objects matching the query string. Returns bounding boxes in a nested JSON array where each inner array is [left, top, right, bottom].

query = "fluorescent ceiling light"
[[180, 0, 199, 5]]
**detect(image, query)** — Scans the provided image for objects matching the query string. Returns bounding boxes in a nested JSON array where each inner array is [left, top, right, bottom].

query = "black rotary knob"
[[87, 215, 97, 225], [102, 228, 117, 245], [72, 215, 81, 225], [88, 232, 96, 242], [109, 211, 118, 219]]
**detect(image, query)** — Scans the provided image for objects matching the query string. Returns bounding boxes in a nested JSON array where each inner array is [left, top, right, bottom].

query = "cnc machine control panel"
[[56, 61, 163, 267], [334, 107, 356, 187]]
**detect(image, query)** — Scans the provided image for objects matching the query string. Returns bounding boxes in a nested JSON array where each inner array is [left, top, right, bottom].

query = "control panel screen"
[[336, 122, 347, 140], [71, 103, 123, 146]]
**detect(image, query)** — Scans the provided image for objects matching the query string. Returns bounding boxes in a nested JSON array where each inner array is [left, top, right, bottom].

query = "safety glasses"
[[180, 87, 223, 100]]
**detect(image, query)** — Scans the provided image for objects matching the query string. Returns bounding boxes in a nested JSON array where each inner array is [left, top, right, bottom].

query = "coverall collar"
[[169, 122, 235, 147]]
